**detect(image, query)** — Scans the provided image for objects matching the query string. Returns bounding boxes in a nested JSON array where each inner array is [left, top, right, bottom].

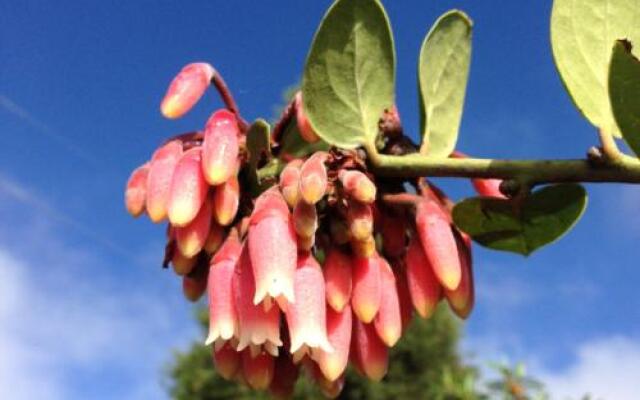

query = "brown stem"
[[271, 98, 296, 144], [211, 71, 249, 132]]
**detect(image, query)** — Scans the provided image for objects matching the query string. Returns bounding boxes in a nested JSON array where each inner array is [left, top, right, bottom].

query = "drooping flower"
[[352, 319, 388, 381], [241, 349, 275, 390], [323, 248, 353, 313], [351, 253, 382, 323], [125, 162, 149, 217], [160, 62, 215, 119], [248, 188, 297, 307], [339, 169, 377, 204], [202, 109, 240, 185], [285, 253, 333, 361], [415, 199, 461, 290], [315, 304, 352, 382], [167, 147, 209, 227], [279, 159, 303, 208], [146, 140, 183, 223], [234, 245, 283, 355], [405, 236, 442, 318], [206, 231, 242, 347], [299, 152, 328, 204], [175, 195, 213, 258], [373, 259, 402, 347]]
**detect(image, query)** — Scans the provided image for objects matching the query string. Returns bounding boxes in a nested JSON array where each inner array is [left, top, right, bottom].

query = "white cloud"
[[0, 184, 199, 400], [0, 93, 98, 166], [538, 336, 640, 400]]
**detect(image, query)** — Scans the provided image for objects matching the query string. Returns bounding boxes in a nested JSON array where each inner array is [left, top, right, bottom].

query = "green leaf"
[[302, 0, 395, 149], [452, 184, 588, 256], [245, 119, 272, 197], [246, 119, 271, 175], [418, 10, 472, 158], [279, 116, 330, 159], [551, 0, 640, 138], [609, 40, 640, 157]]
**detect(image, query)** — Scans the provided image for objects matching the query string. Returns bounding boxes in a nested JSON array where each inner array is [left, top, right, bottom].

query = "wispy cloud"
[[0, 215, 197, 400], [537, 336, 640, 400], [0, 93, 98, 166], [0, 172, 135, 260]]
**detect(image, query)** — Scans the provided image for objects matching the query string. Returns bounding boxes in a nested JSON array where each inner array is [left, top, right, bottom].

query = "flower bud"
[[350, 235, 376, 259], [444, 234, 474, 319], [373, 259, 401, 347], [472, 178, 506, 199], [203, 222, 224, 255], [168, 147, 209, 227], [249, 189, 297, 306], [171, 249, 197, 276], [319, 375, 345, 399], [234, 246, 283, 353], [415, 200, 461, 291], [293, 201, 318, 239], [351, 254, 381, 323], [380, 211, 407, 258], [202, 109, 240, 185], [175, 195, 213, 258], [393, 262, 414, 330], [405, 237, 442, 319], [269, 354, 300, 398], [352, 319, 388, 381], [146, 140, 183, 223], [286, 253, 333, 359], [125, 162, 149, 217], [294, 92, 320, 143], [242, 349, 275, 390], [323, 248, 352, 313], [330, 218, 351, 245], [183, 273, 207, 302], [279, 159, 303, 208], [299, 152, 328, 204], [338, 170, 377, 204], [305, 359, 345, 399], [206, 232, 242, 346], [347, 201, 373, 241], [213, 175, 239, 226], [315, 305, 352, 382], [213, 342, 240, 380], [161, 62, 214, 119], [296, 234, 315, 252]]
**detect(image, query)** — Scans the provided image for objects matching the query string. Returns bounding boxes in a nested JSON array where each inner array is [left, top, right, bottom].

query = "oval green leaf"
[[452, 184, 588, 256], [609, 40, 640, 157], [551, 0, 640, 138], [302, 0, 396, 149], [418, 10, 472, 158]]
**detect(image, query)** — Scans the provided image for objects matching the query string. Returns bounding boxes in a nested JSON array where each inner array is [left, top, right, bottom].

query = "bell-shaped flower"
[[248, 188, 297, 306], [286, 253, 333, 361]]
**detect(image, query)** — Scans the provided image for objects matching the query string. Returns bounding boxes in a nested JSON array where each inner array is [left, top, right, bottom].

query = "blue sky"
[[1, 1, 639, 399]]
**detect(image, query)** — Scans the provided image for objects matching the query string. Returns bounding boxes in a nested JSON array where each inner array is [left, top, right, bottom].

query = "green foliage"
[[551, 0, 640, 138], [485, 362, 549, 400], [609, 40, 640, 157], [452, 184, 588, 256], [418, 10, 472, 158], [168, 306, 481, 400], [302, 0, 395, 149], [247, 119, 271, 173]]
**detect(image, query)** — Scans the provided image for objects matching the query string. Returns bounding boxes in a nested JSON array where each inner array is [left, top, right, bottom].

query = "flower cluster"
[[125, 62, 501, 398]]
